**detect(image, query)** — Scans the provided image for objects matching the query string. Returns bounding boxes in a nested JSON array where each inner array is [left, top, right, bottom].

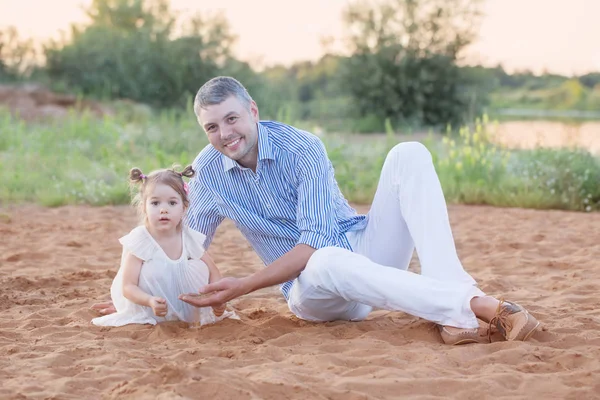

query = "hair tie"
[[140, 173, 147, 180]]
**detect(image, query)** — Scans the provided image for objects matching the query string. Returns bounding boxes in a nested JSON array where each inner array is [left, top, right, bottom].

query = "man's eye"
[[228, 116, 238, 123]]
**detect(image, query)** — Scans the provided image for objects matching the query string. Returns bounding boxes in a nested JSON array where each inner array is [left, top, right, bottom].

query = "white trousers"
[[287, 142, 485, 328]]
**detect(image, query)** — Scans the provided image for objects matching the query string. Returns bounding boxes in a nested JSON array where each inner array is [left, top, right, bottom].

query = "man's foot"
[[489, 300, 540, 341], [439, 325, 490, 345]]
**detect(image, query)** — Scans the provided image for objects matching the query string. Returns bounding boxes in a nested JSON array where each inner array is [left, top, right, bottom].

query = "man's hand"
[[179, 277, 248, 308], [149, 296, 168, 317]]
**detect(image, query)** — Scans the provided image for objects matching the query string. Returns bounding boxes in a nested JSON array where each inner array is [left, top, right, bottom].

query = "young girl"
[[92, 165, 235, 327]]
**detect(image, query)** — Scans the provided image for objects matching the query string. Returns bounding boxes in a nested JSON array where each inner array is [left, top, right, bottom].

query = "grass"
[[1, 108, 599, 212], [424, 116, 600, 212], [0, 107, 206, 206]]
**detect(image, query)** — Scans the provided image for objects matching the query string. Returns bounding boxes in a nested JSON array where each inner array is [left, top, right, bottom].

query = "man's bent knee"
[[301, 246, 350, 285], [387, 141, 432, 164], [307, 246, 348, 267]]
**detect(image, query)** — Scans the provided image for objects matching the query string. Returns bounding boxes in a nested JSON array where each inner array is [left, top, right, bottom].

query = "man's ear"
[[250, 100, 259, 121]]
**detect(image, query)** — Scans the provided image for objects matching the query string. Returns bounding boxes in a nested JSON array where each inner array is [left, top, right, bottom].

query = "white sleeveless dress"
[[92, 225, 236, 327]]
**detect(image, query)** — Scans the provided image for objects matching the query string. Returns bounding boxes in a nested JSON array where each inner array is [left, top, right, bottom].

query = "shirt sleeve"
[[185, 177, 224, 249], [295, 138, 341, 249]]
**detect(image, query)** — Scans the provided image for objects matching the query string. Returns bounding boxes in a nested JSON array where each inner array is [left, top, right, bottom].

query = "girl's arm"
[[121, 252, 153, 306], [201, 252, 222, 283], [122, 252, 167, 316]]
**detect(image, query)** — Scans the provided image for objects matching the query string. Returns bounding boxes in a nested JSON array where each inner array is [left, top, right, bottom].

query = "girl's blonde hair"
[[128, 164, 195, 224]]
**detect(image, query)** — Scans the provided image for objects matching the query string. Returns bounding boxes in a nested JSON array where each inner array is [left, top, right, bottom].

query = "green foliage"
[[490, 83, 600, 116], [2, 108, 598, 213], [432, 116, 511, 203], [323, 134, 394, 203], [340, 0, 484, 127], [258, 55, 351, 124], [429, 116, 600, 211], [546, 80, 585, 109], [509, 148, 600, 212], [1, 0, 599, 132], [343, 51, 471, 127], [0, 107, 208, 206], [579, 73, 600, 89], [353, 114, 385, 133], [43, 0, 244, 108], [0, 26, 36, 82]]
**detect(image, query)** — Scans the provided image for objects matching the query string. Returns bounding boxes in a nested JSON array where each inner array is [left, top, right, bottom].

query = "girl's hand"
[[149, 297, 168, 317], [212, 303, 226, 317]]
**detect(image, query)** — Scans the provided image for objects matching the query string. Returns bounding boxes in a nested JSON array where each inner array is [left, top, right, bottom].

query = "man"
[[177, 76, 540, 345], [95, 76, 539, 344]]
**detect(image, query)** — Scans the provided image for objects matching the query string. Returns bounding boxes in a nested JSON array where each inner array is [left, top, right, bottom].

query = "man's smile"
[[224, 138, 242, 149]]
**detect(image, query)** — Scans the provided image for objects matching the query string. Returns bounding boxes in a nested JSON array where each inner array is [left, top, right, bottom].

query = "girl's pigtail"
[[129, 168, 146, 184], [180, 165, 195, 179]]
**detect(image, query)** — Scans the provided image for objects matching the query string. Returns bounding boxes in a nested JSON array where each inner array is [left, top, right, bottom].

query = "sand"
[[1, 204, 599, 399], [0, 84, 109, 121]]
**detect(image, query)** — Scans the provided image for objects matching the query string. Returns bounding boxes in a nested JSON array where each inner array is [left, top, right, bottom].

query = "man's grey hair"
[[193, 76, 253, 117]]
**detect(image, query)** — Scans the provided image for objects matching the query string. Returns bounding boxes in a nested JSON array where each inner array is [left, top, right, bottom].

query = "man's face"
[[198, 95, 259, 169]]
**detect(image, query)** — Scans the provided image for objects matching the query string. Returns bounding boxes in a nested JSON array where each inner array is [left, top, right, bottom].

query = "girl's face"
[[144, 183, 185, 233]]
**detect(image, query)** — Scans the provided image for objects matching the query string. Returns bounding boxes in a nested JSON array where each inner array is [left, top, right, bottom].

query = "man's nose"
[[220, 124, 234, 139]]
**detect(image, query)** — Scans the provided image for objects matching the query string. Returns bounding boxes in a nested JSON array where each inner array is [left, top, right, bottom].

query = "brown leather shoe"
[[439, 325, 490, 345], [489, 300, 540, 341]]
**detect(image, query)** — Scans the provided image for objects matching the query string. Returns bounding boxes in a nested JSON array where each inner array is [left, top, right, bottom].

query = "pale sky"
[[1, 0, 599, 75]]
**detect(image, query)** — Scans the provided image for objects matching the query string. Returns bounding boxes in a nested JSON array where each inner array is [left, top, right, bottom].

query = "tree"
[[85, 0, 174, 37], [579, 73, 600, 89], [0, 26, 36, 82], [341, 0, 484, 127], [44, 0, 240, 107]]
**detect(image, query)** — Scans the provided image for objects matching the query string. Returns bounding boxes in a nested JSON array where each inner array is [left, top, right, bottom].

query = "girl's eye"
[[151, 201, 159, 206], [170, 201, 177, 206]]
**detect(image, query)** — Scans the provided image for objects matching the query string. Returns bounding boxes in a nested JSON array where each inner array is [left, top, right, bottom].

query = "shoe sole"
[[450, 338, 483, 345], [439, 326, 490, 345]]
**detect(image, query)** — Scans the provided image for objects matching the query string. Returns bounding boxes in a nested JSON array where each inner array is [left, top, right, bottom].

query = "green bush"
[[0, 107, 207, 206], [43, 0, 252, 108], [428, 115, 600, 211], [510, 148, 600, 211]]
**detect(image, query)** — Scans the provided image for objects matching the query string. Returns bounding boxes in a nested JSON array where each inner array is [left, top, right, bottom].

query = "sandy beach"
[[1, 204, 599, 399]]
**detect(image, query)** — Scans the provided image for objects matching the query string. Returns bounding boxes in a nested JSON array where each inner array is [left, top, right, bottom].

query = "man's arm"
[[180, 137, 339, 308], [179, 244, 316, 307], [201, 251, 228, 316], [241, 243, 316, 292]]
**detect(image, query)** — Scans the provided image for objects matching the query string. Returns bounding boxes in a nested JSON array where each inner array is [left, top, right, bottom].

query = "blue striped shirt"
[[187, 121, 367, 299]]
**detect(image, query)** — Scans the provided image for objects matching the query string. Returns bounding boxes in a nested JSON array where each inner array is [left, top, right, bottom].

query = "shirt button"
[[266, 203, 271, 208]]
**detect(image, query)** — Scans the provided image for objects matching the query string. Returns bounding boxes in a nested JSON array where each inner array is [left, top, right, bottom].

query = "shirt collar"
[[221, 122, 274, 171]]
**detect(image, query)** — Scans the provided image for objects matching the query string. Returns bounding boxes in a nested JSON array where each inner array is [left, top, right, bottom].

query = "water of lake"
[[329, 120, 600, 156], [490, 120, 600, 155]]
